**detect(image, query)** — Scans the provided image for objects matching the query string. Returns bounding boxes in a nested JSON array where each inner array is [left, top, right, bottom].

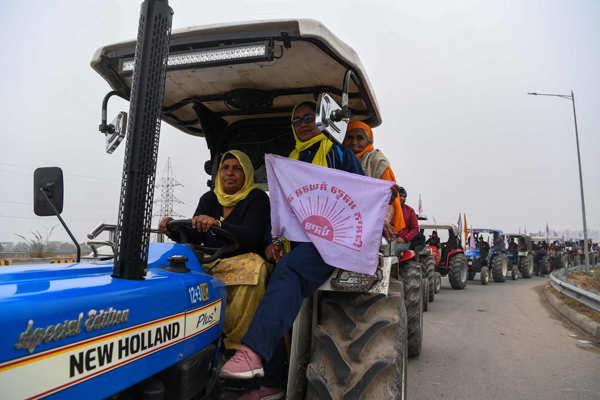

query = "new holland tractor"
[[1, 2, 420, 399], [465, 228, 509, 284], [420, 224, 468, 291]]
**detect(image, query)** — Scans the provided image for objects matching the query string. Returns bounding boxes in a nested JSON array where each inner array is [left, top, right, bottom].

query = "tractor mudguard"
[[0, 243, 226, 400], [398, 250, 416, 263], [445, 249, 464, 266]]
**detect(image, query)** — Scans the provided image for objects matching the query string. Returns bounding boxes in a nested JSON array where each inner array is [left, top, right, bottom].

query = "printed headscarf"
[[288, 101, 333, 167], [214, 150, 262, 207]]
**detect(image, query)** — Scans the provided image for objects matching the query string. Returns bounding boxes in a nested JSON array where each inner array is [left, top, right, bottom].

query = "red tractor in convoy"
[[420, 224, 468, 293]]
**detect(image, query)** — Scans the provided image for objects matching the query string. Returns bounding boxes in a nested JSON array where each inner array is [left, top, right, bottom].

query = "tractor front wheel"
[[480, 267, 489, 285], [491, 255, 507, 282], [306, 280, 408, 399]]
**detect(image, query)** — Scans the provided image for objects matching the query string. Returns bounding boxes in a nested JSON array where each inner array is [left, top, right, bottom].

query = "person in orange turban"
[[344, 120, 406, 237]]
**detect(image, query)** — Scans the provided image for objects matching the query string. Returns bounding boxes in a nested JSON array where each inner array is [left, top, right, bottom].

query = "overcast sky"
[[0, 0, 598, 245]]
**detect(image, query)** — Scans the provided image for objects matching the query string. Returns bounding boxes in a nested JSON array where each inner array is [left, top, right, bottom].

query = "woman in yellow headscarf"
[[158, 150, 272, 350], [344, 120, 406, 236]]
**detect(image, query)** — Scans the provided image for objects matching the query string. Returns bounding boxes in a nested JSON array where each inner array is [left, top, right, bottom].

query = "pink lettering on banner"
[[266, 153, 393, 275], [288, 182, 364, 251]]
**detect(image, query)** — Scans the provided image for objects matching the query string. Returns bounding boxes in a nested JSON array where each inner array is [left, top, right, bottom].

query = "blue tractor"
[[465, 229, 509, 284], [2, 1, 413, 399], [0, 2, 230, 399]]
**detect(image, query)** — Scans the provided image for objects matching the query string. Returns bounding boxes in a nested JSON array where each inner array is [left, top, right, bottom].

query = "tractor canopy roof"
[[469, 228, 502, 235], [420, 224, 459, 235], [91, 19, 382, 137]]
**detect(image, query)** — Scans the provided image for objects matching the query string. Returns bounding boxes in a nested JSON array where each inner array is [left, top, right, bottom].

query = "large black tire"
[[519, 255, 534, 278], [306, 280, 408, 400], [422, 279, 429, 312], [425, 255, 436, 303], [480, 267, 489, 285], [448, 253, 468, 290], [491, 254, 507, 282], [401, 260, 423, 358]]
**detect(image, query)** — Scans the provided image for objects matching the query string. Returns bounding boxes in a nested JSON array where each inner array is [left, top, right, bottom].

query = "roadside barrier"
[[550, 265, 600, 313], [0, 259, 13, 266], [50, 259, 76, 264]]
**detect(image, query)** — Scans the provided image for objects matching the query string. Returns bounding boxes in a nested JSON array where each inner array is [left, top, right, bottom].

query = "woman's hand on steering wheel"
[[158, 217, 174, 234], [191, 215, 220, 232]]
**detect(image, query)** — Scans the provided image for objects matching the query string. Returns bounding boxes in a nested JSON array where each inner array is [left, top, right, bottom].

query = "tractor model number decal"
[[187, 282, 210, 305], [0, 300, 221, 400]]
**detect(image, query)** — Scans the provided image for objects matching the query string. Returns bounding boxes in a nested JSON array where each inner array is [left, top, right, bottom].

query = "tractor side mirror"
[[105, 112, 128, 154], [315, 93, 347, 144], [99, 90, 127, 154], [34, 167, 64, 216], [315, 69, 358, 144]]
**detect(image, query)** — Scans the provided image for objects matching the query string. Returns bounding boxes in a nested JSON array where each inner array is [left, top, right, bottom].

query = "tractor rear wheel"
[[491, 255, 507, 282], [424, 255, 436, 303], [401, 260, 423, 358], [480, 267, 489, 285], [422, 279, 429, 312], [519, 255, 534, 278], [448, 253, 468, 290], [306, 280, 408, 400]]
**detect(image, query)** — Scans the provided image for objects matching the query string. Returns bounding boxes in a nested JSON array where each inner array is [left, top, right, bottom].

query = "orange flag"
[[463, 213, 468, 246]]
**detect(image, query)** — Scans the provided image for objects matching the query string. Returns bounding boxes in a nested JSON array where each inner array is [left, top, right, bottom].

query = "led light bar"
[[120, 41, 273, 73]]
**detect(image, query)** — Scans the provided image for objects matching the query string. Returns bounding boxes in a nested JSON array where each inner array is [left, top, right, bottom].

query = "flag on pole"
[[418, 194, 423, 214], [469, 225, 476, 250], [457, 213, 462, 244], [433, 216, 438, 225], [463, 213, 468, 247], [524, 225, 527, 234], [545, 223, 549, 237], [266, 154, 392, 275], [518, 226, 521, 234]]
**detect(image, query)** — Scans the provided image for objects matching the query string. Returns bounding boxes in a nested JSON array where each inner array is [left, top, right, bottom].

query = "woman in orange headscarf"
[[344, 120, 405, 236]]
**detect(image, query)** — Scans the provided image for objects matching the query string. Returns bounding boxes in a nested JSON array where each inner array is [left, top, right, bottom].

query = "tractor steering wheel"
[[166, 219, 240, 264]]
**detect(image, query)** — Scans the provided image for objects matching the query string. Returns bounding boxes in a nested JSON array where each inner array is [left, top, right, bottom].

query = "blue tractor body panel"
[[0, 243, 226, 400]]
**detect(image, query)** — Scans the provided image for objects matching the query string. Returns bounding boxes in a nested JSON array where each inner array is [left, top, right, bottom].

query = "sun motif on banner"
[[287, 183, 363, 251]]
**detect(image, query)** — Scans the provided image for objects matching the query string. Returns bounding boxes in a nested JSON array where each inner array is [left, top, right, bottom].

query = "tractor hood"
[[0, 243, 226, 400], [91, 19, 382, 136]]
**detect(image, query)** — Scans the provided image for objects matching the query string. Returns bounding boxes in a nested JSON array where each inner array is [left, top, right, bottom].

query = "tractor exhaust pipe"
[[113, 0, 172, 280]]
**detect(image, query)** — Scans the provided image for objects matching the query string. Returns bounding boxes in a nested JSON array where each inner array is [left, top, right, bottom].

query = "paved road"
[[409, 275, 600, 400]]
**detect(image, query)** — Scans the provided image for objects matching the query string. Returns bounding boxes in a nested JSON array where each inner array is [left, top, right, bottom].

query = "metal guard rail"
[[550, 265, 600, 313]]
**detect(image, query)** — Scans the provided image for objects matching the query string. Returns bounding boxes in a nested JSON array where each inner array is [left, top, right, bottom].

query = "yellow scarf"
[[288, 102, 333, 167], [214, 150, 263, 207]]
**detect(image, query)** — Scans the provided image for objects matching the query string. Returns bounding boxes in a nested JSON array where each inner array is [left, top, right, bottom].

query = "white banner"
[[266, 154, 392, 275]]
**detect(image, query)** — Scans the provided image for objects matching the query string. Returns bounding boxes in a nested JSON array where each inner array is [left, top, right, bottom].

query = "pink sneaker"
[[220, 345, 264, 379], [237, 386, 284, 400]]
